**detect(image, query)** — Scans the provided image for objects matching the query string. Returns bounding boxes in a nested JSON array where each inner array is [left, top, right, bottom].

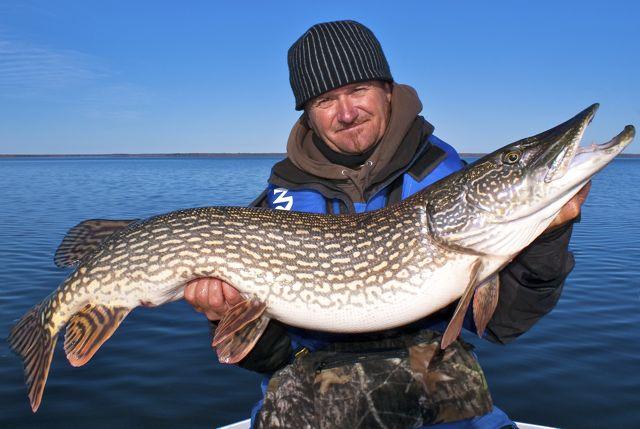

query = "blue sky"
[[0, 0, 638, 154]]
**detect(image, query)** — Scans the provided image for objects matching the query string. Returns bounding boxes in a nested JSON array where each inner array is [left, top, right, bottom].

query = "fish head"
[[428, 104, 634, 256]]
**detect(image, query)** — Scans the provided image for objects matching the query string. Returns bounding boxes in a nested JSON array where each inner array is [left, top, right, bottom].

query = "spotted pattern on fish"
[[42, 202, 452, 333]]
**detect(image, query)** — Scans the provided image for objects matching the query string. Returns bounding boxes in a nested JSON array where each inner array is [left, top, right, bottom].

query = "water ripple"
[[1, 157, 639, 428]]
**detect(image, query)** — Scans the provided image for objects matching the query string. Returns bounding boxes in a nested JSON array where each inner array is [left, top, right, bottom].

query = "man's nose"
[[336, 97, 358, 124]]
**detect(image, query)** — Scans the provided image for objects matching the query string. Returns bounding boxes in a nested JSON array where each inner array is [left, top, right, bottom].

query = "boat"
[[217, 418, 559, 429]]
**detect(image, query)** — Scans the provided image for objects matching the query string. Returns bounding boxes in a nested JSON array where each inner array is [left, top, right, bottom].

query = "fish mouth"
[[573, 125, 635, 159], [542, 104, 635, 183], [543, 104, 599, 183]]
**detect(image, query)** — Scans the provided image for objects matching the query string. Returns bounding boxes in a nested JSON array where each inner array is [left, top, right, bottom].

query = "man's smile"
[[336, 120, 368, 133]]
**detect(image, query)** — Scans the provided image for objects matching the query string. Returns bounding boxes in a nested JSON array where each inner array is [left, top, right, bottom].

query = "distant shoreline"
[[1, 152, 640, 158], [0, 153, 287, 159]]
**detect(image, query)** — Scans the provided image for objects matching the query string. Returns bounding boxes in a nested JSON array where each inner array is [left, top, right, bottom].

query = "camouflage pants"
[[255, 330, 493, 429]]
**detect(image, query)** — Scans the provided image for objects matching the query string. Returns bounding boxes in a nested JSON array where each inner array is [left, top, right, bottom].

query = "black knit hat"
[[288, 20, 393, 110]]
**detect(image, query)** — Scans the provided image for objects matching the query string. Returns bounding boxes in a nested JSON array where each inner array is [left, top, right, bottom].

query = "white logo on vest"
[[273, 188, 293, 211]]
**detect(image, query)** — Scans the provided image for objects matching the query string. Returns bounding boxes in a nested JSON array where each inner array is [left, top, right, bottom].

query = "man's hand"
[[184, 278, 243, 321], [544, 181, 591, 232]]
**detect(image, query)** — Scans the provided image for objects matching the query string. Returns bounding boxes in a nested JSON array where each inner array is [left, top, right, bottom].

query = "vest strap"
[[387, 144, 447, 206], [407, 144, 447, 182], [387, 175, 404, 206]]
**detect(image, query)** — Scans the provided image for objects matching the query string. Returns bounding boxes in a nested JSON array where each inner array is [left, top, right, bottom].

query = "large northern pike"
[[9, 104, 634, 412]]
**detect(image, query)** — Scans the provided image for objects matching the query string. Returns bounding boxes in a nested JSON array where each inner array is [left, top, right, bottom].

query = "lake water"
[[0, 157, 638, 429]]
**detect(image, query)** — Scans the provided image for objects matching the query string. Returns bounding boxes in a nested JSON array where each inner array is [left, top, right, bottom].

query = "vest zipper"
[[314, 348, 409, 373]]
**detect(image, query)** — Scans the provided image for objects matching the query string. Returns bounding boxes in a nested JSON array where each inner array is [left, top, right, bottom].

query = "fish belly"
[[264, 255, 478, 333]]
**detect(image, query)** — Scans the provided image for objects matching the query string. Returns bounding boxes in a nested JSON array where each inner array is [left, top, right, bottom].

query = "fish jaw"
[[426, 105, 634, 258], [558, 125, 635, 186], [527, 107, 634, 210], [496, 124, 634, 257], [530, 124, 635, 226], [540, 103, 599, 183]]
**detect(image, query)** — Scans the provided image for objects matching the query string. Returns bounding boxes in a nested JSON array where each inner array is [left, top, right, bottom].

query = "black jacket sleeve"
[[484, 220, 576, 344]]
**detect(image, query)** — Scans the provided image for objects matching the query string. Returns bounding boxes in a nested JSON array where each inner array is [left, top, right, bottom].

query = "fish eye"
[[503, 150, 521, 164]]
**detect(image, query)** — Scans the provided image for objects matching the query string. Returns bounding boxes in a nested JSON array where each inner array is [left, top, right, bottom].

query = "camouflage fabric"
[[255, 330, 493, 429]]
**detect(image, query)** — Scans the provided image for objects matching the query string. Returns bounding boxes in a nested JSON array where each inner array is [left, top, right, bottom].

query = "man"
[[185, 20, 588, 428]]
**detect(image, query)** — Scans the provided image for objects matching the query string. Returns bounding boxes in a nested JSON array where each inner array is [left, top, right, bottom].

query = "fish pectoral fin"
[[54, 219, 138, 267], [64, 303, 130, 367], [212, 298, 269, 364], [214, 314, 271, 364], [441, 260, 483, 350], [213, 298, 267, 345], [8, 305, 57, 412], [472, 274, 500, 338]]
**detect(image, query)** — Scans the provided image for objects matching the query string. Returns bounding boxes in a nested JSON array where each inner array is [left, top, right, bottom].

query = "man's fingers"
[[207, 278, 225, 311], [544, 181, 593, 232], [566, 181, 592, 218], [576, 181, 592, 206], [184, 281, 197, 304], [222, 282, 243, 306], [183, 278, 243, 321], [193, 279, 210, 308], [184, 280, 208, 314]]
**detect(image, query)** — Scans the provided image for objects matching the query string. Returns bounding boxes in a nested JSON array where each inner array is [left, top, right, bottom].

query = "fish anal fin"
[[473, 274, 500, 338], [212, 298, 267, 347], [8, 305, 58, 412], [64, 304, 130, 367], [54, 219, 138, 267], [215, 314, 271, 364], [441, 260, 483, 350]]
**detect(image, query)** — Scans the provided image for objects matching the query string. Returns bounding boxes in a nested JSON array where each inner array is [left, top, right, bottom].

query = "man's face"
[[305, 80, 392, 155]]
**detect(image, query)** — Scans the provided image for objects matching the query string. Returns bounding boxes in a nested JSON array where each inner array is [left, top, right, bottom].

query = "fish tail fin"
[[8, 305, 58, 412]]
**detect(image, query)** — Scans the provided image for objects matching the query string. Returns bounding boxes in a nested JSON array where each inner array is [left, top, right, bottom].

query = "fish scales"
[[8, 104, 635, 412], [43, 201, 454, 337]]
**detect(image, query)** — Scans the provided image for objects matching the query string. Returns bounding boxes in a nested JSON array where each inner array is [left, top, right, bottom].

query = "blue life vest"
[[266, 135, 463, 214], [253, 135, 514, 429]]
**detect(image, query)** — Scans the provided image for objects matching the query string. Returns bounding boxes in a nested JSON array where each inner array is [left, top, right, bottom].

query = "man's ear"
[[384, 82, 392, 102], [300, 110, 315, 132]]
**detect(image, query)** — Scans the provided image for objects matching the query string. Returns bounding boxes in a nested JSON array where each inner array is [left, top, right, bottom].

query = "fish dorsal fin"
[[441, 260, 483, 349], [8, 305, 58, 412], [212, 298, 269, 364], [54, 219, 138, 267], [473, 274, 500, 338], [64, 303, 130, 367]]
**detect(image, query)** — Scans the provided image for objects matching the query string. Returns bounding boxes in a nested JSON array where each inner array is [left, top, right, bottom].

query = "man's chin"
[[332, 132, 378, 154], [335, 141, 376, 154]]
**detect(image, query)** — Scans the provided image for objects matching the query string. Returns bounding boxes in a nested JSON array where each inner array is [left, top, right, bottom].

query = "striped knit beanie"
[[288, 20, 393, 110]]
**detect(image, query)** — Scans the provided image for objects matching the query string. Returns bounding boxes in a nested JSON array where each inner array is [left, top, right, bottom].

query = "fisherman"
[[185, 20, 589, 428]]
